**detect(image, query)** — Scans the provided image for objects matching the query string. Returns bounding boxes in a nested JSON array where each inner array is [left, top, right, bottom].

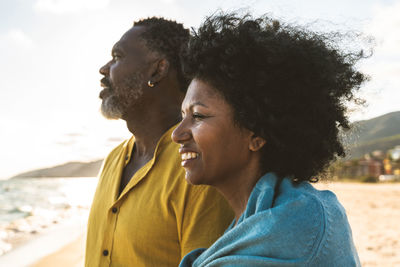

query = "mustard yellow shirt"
[[85, 126, 234, 267]]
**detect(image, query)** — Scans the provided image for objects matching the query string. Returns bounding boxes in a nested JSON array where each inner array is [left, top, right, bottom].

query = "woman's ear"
[[249, 133, 266, 152], [149, 58, 170, 84]]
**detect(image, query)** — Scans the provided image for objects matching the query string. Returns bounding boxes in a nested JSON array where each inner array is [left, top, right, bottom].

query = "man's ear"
[[249, 133, 266, 152], [149, 59, 170, 84]]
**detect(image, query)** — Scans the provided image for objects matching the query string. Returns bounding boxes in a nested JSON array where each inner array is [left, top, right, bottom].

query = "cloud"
[[0, 29, 33, 49], [362, 2, 400, 86], [345, 1, 400, 120], [34, 0, 110, 14], [159, 0, 177, 3], [365, 1, 400, 56]]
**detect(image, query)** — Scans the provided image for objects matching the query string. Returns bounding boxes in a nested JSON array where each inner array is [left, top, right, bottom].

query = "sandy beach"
[[1, 182, 399, 266], [31, 234, 85, 267]]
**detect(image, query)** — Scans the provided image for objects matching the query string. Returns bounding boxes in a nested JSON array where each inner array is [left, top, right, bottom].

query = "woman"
[[172, 13, 366, 266]]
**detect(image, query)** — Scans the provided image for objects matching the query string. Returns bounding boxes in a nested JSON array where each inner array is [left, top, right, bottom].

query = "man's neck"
[[117, 106, 180, 195], [124, 105, 181, 159]]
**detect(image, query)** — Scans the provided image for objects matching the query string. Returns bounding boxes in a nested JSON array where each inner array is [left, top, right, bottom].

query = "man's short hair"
[[134, 17, 190, 92]]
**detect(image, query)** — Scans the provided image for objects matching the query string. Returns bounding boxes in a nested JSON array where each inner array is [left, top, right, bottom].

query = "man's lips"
[[99, 88, 112, 99], [99, 78, 112, 99], [100, 77, 111, 88]]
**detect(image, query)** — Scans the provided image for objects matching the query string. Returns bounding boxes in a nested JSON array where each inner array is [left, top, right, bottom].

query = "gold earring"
[[147, 80, 155, 87]]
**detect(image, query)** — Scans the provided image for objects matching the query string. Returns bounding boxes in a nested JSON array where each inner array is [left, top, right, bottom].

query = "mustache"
[[101, 77, 112, 89]]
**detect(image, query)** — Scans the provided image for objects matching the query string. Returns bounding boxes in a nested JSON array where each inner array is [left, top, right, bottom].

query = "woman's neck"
[[214, 159, 263, 223]]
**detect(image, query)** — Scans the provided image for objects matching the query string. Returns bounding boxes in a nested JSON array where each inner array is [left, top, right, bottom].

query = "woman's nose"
[[171, 120, 191, 144]]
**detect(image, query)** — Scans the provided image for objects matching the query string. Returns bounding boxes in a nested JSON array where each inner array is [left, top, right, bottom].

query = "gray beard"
[[101, 95, 123, 119], [100, 74, 145, 120]]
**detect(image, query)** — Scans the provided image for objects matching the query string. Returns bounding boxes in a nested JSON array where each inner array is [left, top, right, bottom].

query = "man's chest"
[[119, 149, 154, 192], [107, 185, 181, 264]]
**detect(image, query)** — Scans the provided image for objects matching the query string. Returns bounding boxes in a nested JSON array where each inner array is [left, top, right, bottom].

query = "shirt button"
[[103, 249, 109, 256], [112, 207, 118, 213]]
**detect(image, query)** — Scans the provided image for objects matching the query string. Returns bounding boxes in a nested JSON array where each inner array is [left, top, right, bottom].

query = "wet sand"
[[32, 234, 85, 267]]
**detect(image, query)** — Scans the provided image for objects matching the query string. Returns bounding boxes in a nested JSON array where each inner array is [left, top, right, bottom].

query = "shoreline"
[[0, 177, 97, 260], [0, 217, 87, 267]]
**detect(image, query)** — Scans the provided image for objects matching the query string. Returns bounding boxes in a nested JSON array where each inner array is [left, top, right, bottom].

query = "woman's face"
[[172, 79, 255, 186]]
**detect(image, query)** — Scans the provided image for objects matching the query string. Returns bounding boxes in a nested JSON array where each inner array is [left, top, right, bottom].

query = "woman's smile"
[[180, 151, 199, 166]]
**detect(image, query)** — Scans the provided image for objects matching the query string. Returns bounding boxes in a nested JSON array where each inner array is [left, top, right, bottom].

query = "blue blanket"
[[180, 173, 360, 266]]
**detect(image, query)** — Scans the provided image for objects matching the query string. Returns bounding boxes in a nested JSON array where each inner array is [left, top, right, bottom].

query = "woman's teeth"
[[181, 152, 198, 161]]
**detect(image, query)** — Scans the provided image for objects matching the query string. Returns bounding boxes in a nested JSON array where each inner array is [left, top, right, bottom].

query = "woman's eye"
[[192, 112, 207, 120]]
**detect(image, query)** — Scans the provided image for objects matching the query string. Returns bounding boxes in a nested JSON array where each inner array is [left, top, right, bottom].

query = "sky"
[[0, 0, 399, 178]]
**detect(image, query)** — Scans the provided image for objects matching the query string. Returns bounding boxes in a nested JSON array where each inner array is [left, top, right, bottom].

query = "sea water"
[[0, 177, 97, 255]]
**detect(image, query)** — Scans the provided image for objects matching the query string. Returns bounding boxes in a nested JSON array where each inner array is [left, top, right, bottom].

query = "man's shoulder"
[[103, 137, 132, 162], [96, 137, 132, 179]]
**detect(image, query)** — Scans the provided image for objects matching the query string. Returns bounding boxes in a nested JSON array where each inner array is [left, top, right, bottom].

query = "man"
[[85, 18, 233, 267]]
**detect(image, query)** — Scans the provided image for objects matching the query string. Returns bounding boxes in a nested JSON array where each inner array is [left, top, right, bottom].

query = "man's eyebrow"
[[111, 43, 123, 54]]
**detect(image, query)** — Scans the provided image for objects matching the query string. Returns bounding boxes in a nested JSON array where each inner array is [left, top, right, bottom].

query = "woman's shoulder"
[[244, 176, 357, 263], [250, 175, 343, 223], [271, 178, 360, 265], [277, 179, 353, 241], [275, 179, 346, 222]]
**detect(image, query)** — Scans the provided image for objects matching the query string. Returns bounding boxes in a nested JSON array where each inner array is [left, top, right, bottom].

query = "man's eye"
[[112, 53, 121, 60]]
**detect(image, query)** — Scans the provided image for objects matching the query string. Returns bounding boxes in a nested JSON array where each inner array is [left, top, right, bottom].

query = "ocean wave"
[[0, 177, 97, 256]]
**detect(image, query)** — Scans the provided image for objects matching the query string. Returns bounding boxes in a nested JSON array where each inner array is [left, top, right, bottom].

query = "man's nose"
[[99, 61, 111, 76]]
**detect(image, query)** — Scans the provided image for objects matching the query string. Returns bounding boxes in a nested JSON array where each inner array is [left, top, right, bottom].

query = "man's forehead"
[[113, 26, 147, 52], [112, 42, 122, 52], [121, 26, 147, 44]]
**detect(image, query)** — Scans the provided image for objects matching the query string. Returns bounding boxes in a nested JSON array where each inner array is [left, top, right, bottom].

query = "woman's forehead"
[[182, 79, 232, 112]]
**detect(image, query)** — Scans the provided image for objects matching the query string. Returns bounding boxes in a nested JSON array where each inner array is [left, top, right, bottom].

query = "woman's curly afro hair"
[[181, 12, 368, 183]]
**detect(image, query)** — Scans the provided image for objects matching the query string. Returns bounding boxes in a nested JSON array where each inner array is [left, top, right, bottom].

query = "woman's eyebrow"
[[181, 101, 209, 114], [189, 101, 208, 109]]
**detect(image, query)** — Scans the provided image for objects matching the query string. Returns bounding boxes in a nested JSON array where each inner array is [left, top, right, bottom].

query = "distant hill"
[[12, 160, 103, 178], [346, 111, 400, 158]]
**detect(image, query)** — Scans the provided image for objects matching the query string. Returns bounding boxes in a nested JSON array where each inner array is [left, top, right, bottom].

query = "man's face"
[[99, 26, 158, 119]]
